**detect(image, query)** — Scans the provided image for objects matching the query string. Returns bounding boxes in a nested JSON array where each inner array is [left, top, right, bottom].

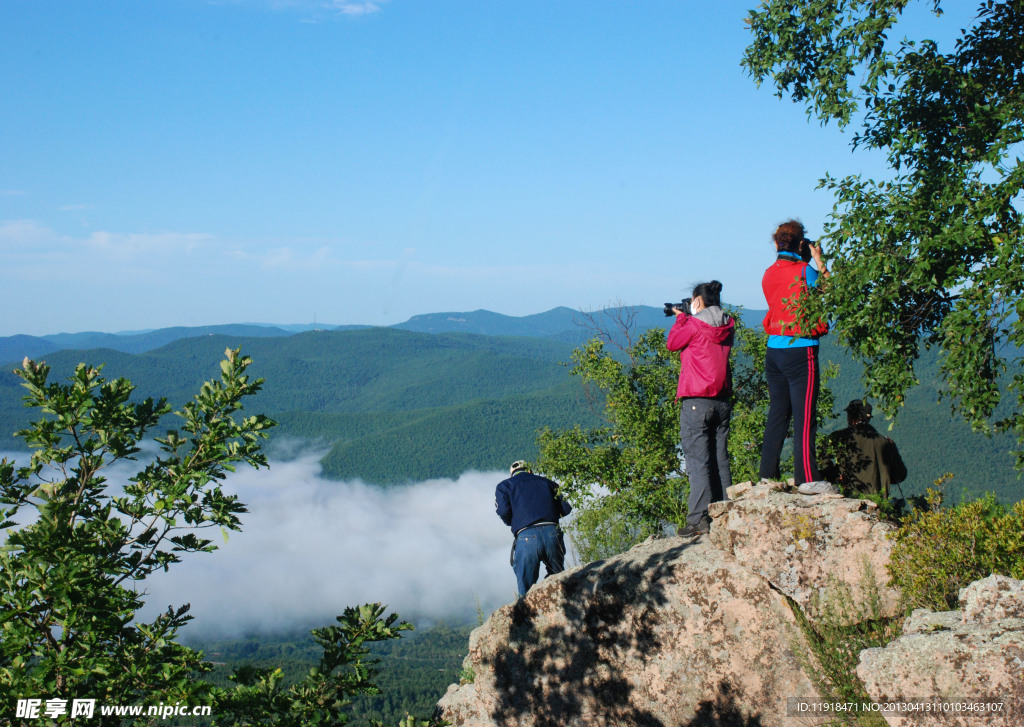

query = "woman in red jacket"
[[758, 219, 836, 494], [667, 280, 735, 538]]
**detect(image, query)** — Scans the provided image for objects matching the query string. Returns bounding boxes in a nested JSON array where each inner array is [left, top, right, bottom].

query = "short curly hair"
[[773, 220, 805, 254]]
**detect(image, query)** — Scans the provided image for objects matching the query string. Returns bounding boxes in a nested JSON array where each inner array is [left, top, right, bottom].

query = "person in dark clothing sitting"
[[494, 460, 571, 597], [821, 400, 907, 498]]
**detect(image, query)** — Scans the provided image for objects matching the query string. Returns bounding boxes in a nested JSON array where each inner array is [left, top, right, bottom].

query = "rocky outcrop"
[[857, 574, 1024, 727], [438, 537, 821, 727], [711, 481, 900, 622], [437, 482, 901, 727]]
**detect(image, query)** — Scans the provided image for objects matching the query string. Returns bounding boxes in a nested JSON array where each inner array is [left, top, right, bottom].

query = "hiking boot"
[[676, 516, 711, 539], [797, 480, 839, 495]]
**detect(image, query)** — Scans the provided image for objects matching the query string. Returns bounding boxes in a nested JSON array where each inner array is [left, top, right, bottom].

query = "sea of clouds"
[[2, 449, 526, 639]]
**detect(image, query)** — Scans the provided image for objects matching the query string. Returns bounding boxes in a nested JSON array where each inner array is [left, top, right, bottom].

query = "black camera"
[[663, 299, 691, 317], [799, 238, 815, 263]]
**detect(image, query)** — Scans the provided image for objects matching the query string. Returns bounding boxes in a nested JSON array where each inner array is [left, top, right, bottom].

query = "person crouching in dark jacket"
[[666, 280, 735, 539], [821, 399, 907, 499], [495, 461, 571, 597]]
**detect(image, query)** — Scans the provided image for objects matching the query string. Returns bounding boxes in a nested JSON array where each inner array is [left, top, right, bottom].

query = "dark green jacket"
[[821, 423, 907, 497]]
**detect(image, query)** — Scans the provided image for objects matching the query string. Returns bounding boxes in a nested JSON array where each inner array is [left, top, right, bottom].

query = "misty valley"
[[2, 307, 1023, 725]]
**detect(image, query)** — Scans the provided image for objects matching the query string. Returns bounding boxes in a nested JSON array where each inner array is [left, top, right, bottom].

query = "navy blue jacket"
[[495, 472, 572, 535]]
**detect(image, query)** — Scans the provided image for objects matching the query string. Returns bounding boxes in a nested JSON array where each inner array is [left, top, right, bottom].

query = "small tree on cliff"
[[0, 350, 422, 727], [743, 0, 1024, 467], [535, 324, 687, 559], [535, 308, 834, 561]]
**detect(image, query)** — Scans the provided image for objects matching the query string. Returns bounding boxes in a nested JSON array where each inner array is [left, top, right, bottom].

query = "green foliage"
[[0, 348, 273, 715], [2, 325, 1022, 496], [199, 622, 471, 727], [727, 316, 770, 483], [535, 326, 687, 560], [792, 564, 901, 727], [888, 483, 1024, 611], [845, 490, 908, 524], [818, 337, 1022, 503], [315, 381, 598, 484], [535, 309, 819, 561], [214, 604, 416, 727], [0, 351, 439, 727], [456, 667, 475, 686], [743, 0, 1024, 468], [731, 316, 840, 484], [559, 493, 653, 563]]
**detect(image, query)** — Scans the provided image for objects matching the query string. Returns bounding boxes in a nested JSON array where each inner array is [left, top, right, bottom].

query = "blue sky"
[[1, 0, 973, 336]]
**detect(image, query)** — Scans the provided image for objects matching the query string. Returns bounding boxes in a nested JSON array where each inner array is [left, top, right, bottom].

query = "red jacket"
[[666, 310, 735, 399], [761, 256, 829, 338]]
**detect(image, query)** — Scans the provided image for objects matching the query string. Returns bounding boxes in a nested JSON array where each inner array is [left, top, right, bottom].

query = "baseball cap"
[[845, 399, 872, 419], [509, 460, 531, 475]]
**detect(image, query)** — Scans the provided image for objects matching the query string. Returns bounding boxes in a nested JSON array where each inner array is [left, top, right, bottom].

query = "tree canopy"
[[0, 350, 434, 726], [743, 0, 1024, 468], [534, 308, 834, 560]]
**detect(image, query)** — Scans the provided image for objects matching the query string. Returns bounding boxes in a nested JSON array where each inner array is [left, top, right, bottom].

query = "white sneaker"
[[797, 481, 839, 495]]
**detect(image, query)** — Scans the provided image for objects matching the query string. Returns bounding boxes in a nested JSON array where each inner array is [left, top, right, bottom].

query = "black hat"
[[845, 399, 872, 419]]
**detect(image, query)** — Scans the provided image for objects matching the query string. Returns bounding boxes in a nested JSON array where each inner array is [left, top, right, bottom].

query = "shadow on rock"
[[683, 681, 765, 727], [488, 541, 696, 727]]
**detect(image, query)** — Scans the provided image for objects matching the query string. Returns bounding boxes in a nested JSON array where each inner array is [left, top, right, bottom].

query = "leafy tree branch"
[[743, 0, 1024, 467]]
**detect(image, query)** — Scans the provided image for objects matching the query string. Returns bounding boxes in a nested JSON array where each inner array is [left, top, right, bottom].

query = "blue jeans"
[[512, 524, 565, 596], [679, 397, 732, 526]]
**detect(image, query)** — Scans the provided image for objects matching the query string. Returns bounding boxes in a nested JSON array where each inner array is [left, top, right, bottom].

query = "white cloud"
[[0, 190, 25, 196], [330, 1, 381, 16], [1, 448, 525, 638], [85, 230, 212, 257], [137, 454, 521, 637], [224, 0, 387, 18], [228, 244, 340, 271], [0, 219, 57, 248], [0, 216, 677, 335], [0, 219, 211, 258]]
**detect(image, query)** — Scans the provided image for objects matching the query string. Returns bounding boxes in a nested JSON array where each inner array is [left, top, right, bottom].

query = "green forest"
[[194, 622, 474, 726], [0, 317, 1020, 500]]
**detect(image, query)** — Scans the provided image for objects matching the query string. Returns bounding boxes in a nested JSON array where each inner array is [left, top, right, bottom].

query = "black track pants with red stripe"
[[759, 345, 822, 485]]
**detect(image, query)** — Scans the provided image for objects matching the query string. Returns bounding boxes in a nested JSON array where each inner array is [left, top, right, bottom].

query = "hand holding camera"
[[800, 238, 829, 278], [663, 299, 691, 317]]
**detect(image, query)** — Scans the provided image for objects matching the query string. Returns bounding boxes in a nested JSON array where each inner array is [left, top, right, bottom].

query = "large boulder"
[[436, 484, 930, 727], [436, 537, 825, 727], [857, 574, 1024, 727], [710, 481, 901, 622]]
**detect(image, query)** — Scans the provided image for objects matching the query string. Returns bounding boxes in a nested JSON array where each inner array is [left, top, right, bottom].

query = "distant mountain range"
[[0, 306, 765, 363], [0, 306, 1019, 501], [0, 323, 348, 362]]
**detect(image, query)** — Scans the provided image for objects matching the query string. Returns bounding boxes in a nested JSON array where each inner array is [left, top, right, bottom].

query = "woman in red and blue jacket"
[[667, 280, 735, 537], [758, 220, 832, 490]]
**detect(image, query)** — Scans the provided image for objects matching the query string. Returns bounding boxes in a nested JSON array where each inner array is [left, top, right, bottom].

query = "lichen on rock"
[[435, 485, 1017, 727], [857, 574, 1024, 727]]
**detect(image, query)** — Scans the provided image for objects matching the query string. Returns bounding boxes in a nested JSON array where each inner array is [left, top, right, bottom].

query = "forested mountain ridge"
[[0, 306, 681, 362], [0, 323, 297, 361], [0, 326, 606, 484], [0, 309, 1020, 499]]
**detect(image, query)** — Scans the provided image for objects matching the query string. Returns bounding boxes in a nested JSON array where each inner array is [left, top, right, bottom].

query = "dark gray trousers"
[[679, 397, 732, 526]]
